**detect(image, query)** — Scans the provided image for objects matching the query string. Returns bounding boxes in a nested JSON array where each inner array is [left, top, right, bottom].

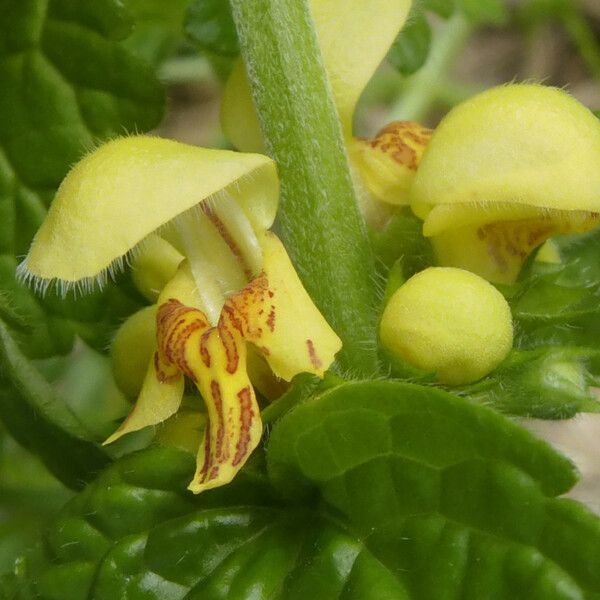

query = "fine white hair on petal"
[[17, 247, 137, 299]]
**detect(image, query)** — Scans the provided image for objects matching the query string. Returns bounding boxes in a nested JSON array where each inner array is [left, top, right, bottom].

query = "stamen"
[[172, 196, 266, 323], [207, 193, 263, 277]]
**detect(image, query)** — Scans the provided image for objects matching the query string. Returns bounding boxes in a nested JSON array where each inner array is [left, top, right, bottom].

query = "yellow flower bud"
[[380, 267, 513, 385], [130, 235, 183, 302], [111, 305, 157, 399]]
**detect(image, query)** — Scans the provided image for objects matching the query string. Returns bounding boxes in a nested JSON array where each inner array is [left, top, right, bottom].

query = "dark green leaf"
[[7, 383, 600, 598], [267, 381, 600, 598], [370, 209, 434, 276], [459, 0, 509, 25], [184, 0, 239, 57], [0, 320, 110, 489], [0, 431, 73, 575], [424, 0, 456, 18], [0, 0, 164, 358], [387, 13, 432, 76]]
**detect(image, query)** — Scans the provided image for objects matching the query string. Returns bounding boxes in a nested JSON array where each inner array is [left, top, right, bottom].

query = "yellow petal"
[[380, 267, 513, 385], [20, 136, 278, 288], [430, 211, 599, 284], [411, 84, 600, 215], [152, 298, 262, 493], [411, 84, 600, 284], [311, 0, 411, 136], [188, 324, 262, 493], [103, 355, 184, 445], [350, 121, 432, 205], [220, 61, 266, 154], [220, 232, 342, 381], [105, 262, 207, 444], [221, 0, 411, 149]]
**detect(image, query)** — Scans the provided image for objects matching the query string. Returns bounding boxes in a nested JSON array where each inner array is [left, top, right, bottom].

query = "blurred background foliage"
[[1, 0, 599, 577]]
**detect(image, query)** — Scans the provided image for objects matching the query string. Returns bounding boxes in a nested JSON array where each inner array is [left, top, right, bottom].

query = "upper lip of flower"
[[19, 134, 342, 494], [17, 135, 279, 297]]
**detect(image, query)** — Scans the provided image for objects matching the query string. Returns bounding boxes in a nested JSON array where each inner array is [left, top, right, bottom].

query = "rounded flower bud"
[[111, 305, 156, 399], [380, 267, 513, 385]]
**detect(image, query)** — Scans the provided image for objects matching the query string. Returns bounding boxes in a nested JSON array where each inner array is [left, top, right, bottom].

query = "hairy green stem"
[[390, 12, 473, 122], [228, 0, 379, 376]]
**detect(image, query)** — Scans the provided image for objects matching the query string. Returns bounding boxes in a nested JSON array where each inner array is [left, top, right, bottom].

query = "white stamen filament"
[[173, 198, 264, 325], [211, 193, 263, 276]]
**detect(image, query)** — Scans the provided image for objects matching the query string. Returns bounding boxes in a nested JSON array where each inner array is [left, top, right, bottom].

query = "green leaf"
[[386, 0, 457, 76], [0, 320, 110, 489], [370, 209, 434, 277], [267, 381, 600, 598], [463, 348, 600, 419], [497, 231, 600, 375], [184, 0, 239, 57], [123, 0, 193, 65], [459, 0, 509, 25], [424, 0, 455, 18], [0, 0, 164, 358], [387, 12, 432, 76], [0, 430, 73, 576], [7, 383, 600, 598]]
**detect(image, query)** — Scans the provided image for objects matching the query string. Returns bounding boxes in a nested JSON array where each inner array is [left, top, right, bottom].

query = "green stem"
[[228, 0, 379, 376], [390, 12, 473, 122], [562, 5, 600, 81]]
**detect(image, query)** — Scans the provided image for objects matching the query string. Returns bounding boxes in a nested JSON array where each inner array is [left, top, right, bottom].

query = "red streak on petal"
[[266, 306, 276, 332], [202, 203, 253, 280], [232, 386, 255, 467], [306, 339, 322, 370], [153, 351, 179, 384], [199, 330, 212, 368], [218, 322, 240, 374], [211, 380, 226, 461], [199, 425, 211, 482]]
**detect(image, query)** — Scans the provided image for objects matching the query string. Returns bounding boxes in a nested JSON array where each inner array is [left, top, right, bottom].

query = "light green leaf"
[[463, 348, 600, 418], [0, 320, 110, 489], [184, 0, 239, 57], [123, 0, 192, 65]]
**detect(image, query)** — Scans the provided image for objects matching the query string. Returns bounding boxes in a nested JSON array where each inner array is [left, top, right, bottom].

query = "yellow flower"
[[220, 0, 421, 217], [19, 136, 341, 493], [411, 84, 600, 284], [222, 11, 600, 284]]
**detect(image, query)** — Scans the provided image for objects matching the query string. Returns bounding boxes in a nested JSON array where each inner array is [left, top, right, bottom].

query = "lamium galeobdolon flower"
[[224, 3, 600, 285], [410, 84, 600, 284], [221, 0, 424, 223], [19, 137, 341, 493]]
